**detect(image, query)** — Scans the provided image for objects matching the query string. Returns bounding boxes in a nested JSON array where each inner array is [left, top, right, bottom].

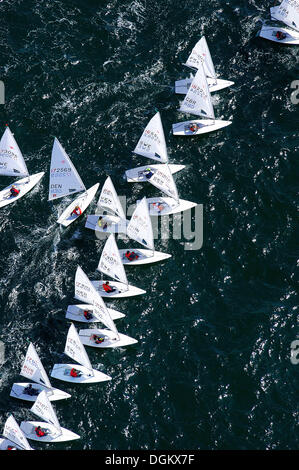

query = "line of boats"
[[0, 33, 235, 450]]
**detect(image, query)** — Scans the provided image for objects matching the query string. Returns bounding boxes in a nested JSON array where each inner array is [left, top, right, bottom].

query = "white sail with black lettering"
[[185, 36, 216, 79], [0, 127, 29, 177], [30, 390, 61, 432], [180, 62, 215, 120], [146, 164, 179, 202], [3, 415, 32, 450], [20, 343, 52, 390], [97, 176, 126, 219], [127, 197, 154, 250], [271, 0, 299, 32], [48, 137, 86, 201], [64, 323, 93, 372], [133, 112, 168, 163], [97, 233, 128, 285]]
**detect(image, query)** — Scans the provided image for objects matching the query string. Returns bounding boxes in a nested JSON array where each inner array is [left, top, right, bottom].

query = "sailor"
[[24, 383, 39, 396], [98, 216, 108, 230], [102, 281, 116, 293], [10, 185, 20, 196], [92, 334, 105, 344], [143, 167, 153, 179], [70, 367, 82, 378], [152, 202, 164, 213], [276, 31, 286, 40], [125, 250, 139, 261], [71, 205, 82, 217], [35, 426, 46, 437], [189, 123, 198, 133], [83, 310, 93, 320]]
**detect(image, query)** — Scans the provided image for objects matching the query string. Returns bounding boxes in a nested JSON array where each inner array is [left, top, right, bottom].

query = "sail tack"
[[179, 63, 215, 120], [48, 138, 86, 201], [0, 127, 29, 177], [133, 112, 168, 163]]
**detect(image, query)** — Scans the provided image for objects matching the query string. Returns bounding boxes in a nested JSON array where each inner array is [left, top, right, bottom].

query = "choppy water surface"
[[0, 0, 298, 450]]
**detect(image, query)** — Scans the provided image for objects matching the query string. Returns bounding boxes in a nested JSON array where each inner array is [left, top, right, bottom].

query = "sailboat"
[[259, 1, 299, 44], [138, 163, 197, 216], [49, 137, 99, 227], [75, 267, 137, 348], [66, 266, 126, 322], [50, 323, 112, 384], [0, 415, 33, 450], [119, 197, 172, 265], [124, 111, 185, 183], [91, 233, 146, 298], [20, 390, 80, 443], [0, 127, 44, 208], [85, 176, 128, 233], [175, 36, 234, 95], [10, 343, 71, 402], [172, 61, 232, 136]]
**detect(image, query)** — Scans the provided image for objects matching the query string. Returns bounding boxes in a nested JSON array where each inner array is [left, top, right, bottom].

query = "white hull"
[[0, 172, 44, 209], [125, 164, 185, 183], [85, 214, 129, 234], [91, 280, 146, 298], [50, 364, 111, 384], [119, 248, 171, 265], [66, 304, 125, 322], [57, 183, 99, 227], [258, 25, 299, 45], [175, 77, 234, 95], [20, 421, 80, 443], [137, 196, 197, 216], [79, 328, 138, 348], [10, 383, 71, 402], [172, 119, 232, 136]]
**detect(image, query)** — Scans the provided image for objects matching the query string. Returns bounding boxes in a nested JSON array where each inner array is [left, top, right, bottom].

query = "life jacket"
[[84, 310, 92, 320], [125, 252, 132, 260], [72, 207, 82, 216], [35, 427, 45, 437], [94, 336, 104, 344], [103, 283, 112, 293], [10, 187, 20, 196], [70, 368, 78, 377]]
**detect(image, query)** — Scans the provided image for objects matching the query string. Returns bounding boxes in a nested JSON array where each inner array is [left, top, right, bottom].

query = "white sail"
[[0, 127, 29, 177], [64, 323, 93, 373], [271, 1, 299, 32], [30, 390, 61, 432], [97, 176, 126, 219], [146, 164, 179, 202], [20, 343, 52, 390], [75, 266, 119, 336], [185, 36, 216, 79], [3, 415, 32, 450], [127, 197, 154, 250], [180, 62, 215, 120], [48, 137, 86, 201], [97, 233, 128, 285], [133, 112, 168, 163]]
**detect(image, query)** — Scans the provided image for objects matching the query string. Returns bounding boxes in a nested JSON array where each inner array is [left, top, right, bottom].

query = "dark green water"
[[0, 0, 298, 450]]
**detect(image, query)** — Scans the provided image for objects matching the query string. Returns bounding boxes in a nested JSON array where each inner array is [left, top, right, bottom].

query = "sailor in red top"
[[70, 367, 80, 377], [71, 205, 82, 217], [102, 281, 116, 293], [35, 426, 46, 437], [10, 185, 20, 197], [125, 251, 139, 262]]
